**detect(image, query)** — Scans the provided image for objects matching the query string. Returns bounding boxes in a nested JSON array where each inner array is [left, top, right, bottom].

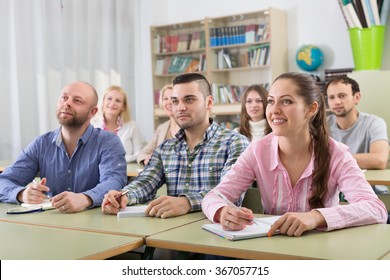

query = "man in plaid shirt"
[[102, 73, 249, 218]]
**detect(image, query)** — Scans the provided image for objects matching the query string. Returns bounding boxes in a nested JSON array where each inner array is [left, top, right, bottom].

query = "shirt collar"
[[102, 116, 123, 134], [175, 118, 215, 142], [269, 134, 315, 176], [52, 124, 94, 146]]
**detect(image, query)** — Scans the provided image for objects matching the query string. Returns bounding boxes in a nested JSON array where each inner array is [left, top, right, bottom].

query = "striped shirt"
[[124, 120, 250, 212]]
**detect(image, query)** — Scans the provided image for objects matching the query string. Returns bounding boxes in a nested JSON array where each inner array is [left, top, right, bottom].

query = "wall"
[[350, 70, 390, 138], [135, 0, 390, 140]]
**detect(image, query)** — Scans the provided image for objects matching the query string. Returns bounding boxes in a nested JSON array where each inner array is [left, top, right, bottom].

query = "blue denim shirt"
[[0, 124, 127, 207]]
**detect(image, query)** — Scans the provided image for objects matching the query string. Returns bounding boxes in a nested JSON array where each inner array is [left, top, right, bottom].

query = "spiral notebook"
[[202, 215, 281, 241]]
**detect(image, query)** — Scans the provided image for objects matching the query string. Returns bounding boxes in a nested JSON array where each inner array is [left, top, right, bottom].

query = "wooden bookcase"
[[150, 8, 287, 129]]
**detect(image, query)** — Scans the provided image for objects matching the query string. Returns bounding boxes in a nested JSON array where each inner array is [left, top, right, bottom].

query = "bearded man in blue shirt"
[[0, 81, 127, 213]]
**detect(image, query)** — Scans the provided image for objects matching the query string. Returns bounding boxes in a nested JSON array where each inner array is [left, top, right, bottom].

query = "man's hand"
[[17, 178, 49, 204], [101, 190, 128, 215], [51, 192, 92, 213], [146, 195, 191, 218]]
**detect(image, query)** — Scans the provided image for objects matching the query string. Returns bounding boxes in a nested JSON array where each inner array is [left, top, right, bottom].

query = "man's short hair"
[[173, 73, 211, 98], [325, 76, 360, 95]]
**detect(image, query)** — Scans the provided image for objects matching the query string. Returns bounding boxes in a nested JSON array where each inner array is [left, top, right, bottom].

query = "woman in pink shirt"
[[202, 72, 387, 237]]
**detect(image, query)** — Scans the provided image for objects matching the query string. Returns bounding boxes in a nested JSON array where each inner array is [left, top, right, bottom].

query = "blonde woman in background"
[[137, 84, 180, 166], [234, 84, 271, 141], [92, 85, 143, 163]]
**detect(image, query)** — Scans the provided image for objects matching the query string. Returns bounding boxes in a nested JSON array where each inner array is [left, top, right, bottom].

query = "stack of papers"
[[202, 215, 281, 241]]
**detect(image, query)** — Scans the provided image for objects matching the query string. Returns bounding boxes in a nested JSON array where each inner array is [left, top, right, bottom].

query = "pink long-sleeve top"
[[202, 133, 387, 231]]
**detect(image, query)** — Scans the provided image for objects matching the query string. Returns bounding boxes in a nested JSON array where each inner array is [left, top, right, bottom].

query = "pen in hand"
[[104, 190, 130, 206], [33, 179, 50, 199], [214, 190, 259, 226]]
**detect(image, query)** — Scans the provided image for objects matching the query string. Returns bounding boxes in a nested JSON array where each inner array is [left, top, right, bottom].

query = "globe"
[[296, 44, 324, 72]]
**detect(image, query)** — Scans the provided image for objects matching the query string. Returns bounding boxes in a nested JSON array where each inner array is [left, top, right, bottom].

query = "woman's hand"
[[268, 211, 326, 237]]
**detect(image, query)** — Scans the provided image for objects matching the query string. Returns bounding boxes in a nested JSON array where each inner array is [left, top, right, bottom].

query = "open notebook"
[[21, 200, 55, 210], [117, 205, 148, 218], [202, 215, 281, 241]]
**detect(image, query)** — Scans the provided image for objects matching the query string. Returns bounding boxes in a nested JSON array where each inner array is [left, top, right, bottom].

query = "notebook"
[[117, 205, 148, 218], [202, 215, 281, 241], [21, 200, 55, 210]]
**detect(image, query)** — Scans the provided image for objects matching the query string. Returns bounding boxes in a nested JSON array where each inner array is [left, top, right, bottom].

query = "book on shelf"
[[199, 53, 206, 71], [154, 89, 160, 105], [170, 34, 179, 52], [177, 33, 192, 52], [162, 56, 171, 75], [211, 84, 248, 104], [189, 31, 203, 50], [256, 23, 269, 41], [324, 68, 353, 80], [245, 24, 258, 43], [185, 59, 200, 73], [155, 58, 165, 75], [202, 215, 281, 241], [117, 205, 148, 218]]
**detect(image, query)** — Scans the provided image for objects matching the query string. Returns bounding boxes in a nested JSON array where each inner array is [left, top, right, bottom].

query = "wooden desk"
[[127, 163, 143, 178], [0, 203, 205, 239], [146, 217, 390, 260], [365, 169, 390, 186], [0, 221, 143, 260], [380, 251, 390, 260]]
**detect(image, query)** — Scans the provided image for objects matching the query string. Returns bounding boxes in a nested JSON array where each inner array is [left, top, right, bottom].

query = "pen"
[[214, 190, 259, 226], [104, 189, 130, 206], [33, 179, 50, 199]]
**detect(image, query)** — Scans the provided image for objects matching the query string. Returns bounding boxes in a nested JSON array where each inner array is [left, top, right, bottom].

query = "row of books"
[[154, 31, 206, 54], [215, 45, 270, 70], [155, 54, 206, 75], [324, 67, 353, 81], [209, 23, 269, 47], [211, 83, 268, 104], [211, 84, 247, 104], [338, 0, 390, 28], [248, 45, 270, 67]]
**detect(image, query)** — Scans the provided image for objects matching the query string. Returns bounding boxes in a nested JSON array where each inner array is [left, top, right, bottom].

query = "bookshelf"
[[150, 8, 287, 129]]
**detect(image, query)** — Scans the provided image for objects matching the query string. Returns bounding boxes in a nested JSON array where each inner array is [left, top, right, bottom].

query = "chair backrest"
[[242, 187, 263, 214]]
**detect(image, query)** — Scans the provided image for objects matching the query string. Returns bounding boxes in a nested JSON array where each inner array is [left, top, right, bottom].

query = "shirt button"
[[188, 164, 192, 167], [67, 170, 71, 174], [209, 167, 213, 171], [185, 183, 189, 187], [68, 188, 71, 191]]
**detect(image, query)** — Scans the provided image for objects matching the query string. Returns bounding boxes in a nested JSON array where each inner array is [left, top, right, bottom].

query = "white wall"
[[135, 0, 390, 141]]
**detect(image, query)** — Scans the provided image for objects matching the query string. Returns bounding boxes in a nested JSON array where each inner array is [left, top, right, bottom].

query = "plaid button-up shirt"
[[125, 120, 249, 212]]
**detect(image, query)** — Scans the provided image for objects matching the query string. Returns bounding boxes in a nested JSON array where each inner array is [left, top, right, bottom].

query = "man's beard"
[[57, 110, 89, 128], [333, 107, 353, 118]]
